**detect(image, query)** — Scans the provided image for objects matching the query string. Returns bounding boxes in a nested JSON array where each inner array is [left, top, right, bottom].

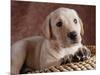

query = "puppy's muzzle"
[[67, 31, 77, 41]]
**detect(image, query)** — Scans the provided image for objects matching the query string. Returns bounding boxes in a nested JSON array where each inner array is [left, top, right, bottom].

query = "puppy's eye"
[[73, 18, 77, 24], [56, 21, 62, 27]]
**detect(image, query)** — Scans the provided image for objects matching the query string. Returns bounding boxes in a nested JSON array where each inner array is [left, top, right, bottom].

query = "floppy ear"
[[42, 15, 53, 39], [79, 18, 84, 36]]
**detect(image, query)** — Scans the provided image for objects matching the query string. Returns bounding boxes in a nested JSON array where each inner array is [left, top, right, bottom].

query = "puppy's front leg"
[[73, 46, 91, 62]]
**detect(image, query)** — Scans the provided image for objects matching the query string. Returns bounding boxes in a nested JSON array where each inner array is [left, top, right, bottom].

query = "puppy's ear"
[[79, 18, 84, 36], [42, 15, 54, 39]]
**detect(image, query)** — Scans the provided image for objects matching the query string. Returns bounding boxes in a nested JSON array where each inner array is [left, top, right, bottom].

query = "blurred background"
[[11, 1, 96, 45]]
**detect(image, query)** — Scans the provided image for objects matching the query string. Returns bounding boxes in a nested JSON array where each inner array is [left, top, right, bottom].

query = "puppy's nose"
[[67, 31, 77, 40]]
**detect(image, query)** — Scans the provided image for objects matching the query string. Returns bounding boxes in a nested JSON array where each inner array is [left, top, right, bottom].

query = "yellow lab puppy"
[[11, 7, 91, 74]]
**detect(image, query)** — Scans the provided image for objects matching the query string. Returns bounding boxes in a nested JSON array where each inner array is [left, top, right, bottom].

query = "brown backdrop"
[[11, 1, 96, 45]]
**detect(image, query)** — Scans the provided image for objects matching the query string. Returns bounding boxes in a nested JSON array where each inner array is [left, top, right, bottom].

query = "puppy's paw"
[[60, 55, 73, 65], [73, 46, 91, 62]]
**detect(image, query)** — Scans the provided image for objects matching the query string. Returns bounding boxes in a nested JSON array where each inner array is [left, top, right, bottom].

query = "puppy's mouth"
[[64, 37, 79, 44], [62, 39, 79, 48], [72, 40, 79, 44], [71, 37, 82, 45]]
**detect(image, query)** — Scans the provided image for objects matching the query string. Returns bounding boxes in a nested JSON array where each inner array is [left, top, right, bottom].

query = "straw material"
[[45, 55, 95, 72]]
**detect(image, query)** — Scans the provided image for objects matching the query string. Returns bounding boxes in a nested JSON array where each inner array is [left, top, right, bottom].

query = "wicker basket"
[[25, 45, 96, 73]]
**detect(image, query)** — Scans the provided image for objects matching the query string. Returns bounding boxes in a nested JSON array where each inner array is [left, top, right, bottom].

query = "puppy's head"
[[42, 7, 84, 47]]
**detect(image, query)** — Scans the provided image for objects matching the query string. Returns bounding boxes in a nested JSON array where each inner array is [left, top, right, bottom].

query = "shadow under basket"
[[26, 45, 96, 73]]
